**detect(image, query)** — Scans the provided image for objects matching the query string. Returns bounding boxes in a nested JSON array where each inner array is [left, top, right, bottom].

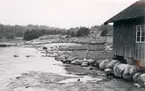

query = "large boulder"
[[99, 59, 110, 70], [113, 63, 138, 80], [138, 73, 145, 87], [133, 72, 142, 83], [71, 59, 83, 65], [122, 65, 138, 81], [113, 63, 125, 77], [106, 60, 118, 69]]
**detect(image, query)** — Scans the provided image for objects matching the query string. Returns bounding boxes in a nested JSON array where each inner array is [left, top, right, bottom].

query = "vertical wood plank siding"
[[113, 18, 145, 64]]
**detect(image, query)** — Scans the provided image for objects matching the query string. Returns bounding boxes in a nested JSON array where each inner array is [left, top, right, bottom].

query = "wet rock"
[[71, 59, 83, 65], [43, 47, 47, 50], [26, 55, 35, 58], [14, 55, 19, 57], [104, 68, 113, 75], [133, 72, 142, 83], [25, 86, 30, 88], [77, 79, 80, 81], [99, 59, 110, 70], [106, 60, 118, 69]]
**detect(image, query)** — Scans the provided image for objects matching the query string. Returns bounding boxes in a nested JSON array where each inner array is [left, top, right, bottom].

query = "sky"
[[0, 0, 139, 28]]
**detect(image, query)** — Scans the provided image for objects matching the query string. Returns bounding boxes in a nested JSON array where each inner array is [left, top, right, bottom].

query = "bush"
[[77, 27, 90, 37]]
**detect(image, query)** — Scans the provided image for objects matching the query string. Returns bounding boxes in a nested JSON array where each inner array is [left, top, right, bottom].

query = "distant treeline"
[[23, 27, 90, 40], [0, 24, 62, 39], [0, 23, 113, 40]]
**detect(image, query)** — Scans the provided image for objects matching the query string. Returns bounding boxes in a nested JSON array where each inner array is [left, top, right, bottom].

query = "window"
[[136, 25, 145, 43]]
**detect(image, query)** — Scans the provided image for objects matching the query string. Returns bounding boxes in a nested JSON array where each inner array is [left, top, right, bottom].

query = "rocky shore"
[[1, 36, 145, 91], [42, 43, 145, 88]]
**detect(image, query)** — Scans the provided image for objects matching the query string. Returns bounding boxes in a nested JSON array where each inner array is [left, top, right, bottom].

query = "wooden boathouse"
[[104, 0, 145, 66]]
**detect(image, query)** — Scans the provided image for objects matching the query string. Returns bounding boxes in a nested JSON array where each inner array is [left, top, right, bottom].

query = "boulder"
[[113, 63, 125, 77], [122, 66, 131, 81], [104, 68, 113, 75], [99, 59, 110, 70], [138, 73, 145, 86], [81, 61, 89, 67], [91, 60, 103, 67], [126, 57, 135, 65], [71, 59, 83, 65], [106, 60, 118, 68], [122, 65, 138, 81], [133, 72, 142, 83]]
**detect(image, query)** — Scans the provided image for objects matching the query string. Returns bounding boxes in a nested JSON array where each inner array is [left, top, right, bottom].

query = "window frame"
[[136, 25, 145, 43]]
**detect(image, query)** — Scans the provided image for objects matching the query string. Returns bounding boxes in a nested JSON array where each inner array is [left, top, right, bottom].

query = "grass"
[[72, 50, 113, 60], [57, 43, 113, 61]]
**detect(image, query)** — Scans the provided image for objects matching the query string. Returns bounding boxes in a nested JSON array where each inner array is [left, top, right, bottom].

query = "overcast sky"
[[0, 0, 139, 28]]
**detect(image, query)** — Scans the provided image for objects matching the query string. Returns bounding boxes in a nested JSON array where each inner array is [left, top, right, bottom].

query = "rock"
[[81, 61, 89, 67], [43, 47, 47, 50], [129, 66, 138, 75], [56, 55, 67, 62], [14, 55, 19, 57], [113, 63, 125, 77], [134, 83, 141, 88], [71, 59, 83, 65], [122, 65, 138, 81], [138, 73, 145, 86], [126, 57, 135, 65], [65, 57, 75, 64], [104, 68, 113, 75], [113, 63, 138, 79], [77, 79, 80, 81], [91, 60, 104, 67], [133, 72, 142, 83], [99, 59, 110, 70], [106, 60, 118, 68], [122, 66, 131, 81], [89, 67, 94, 70], [87, 59, 95, 64]]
